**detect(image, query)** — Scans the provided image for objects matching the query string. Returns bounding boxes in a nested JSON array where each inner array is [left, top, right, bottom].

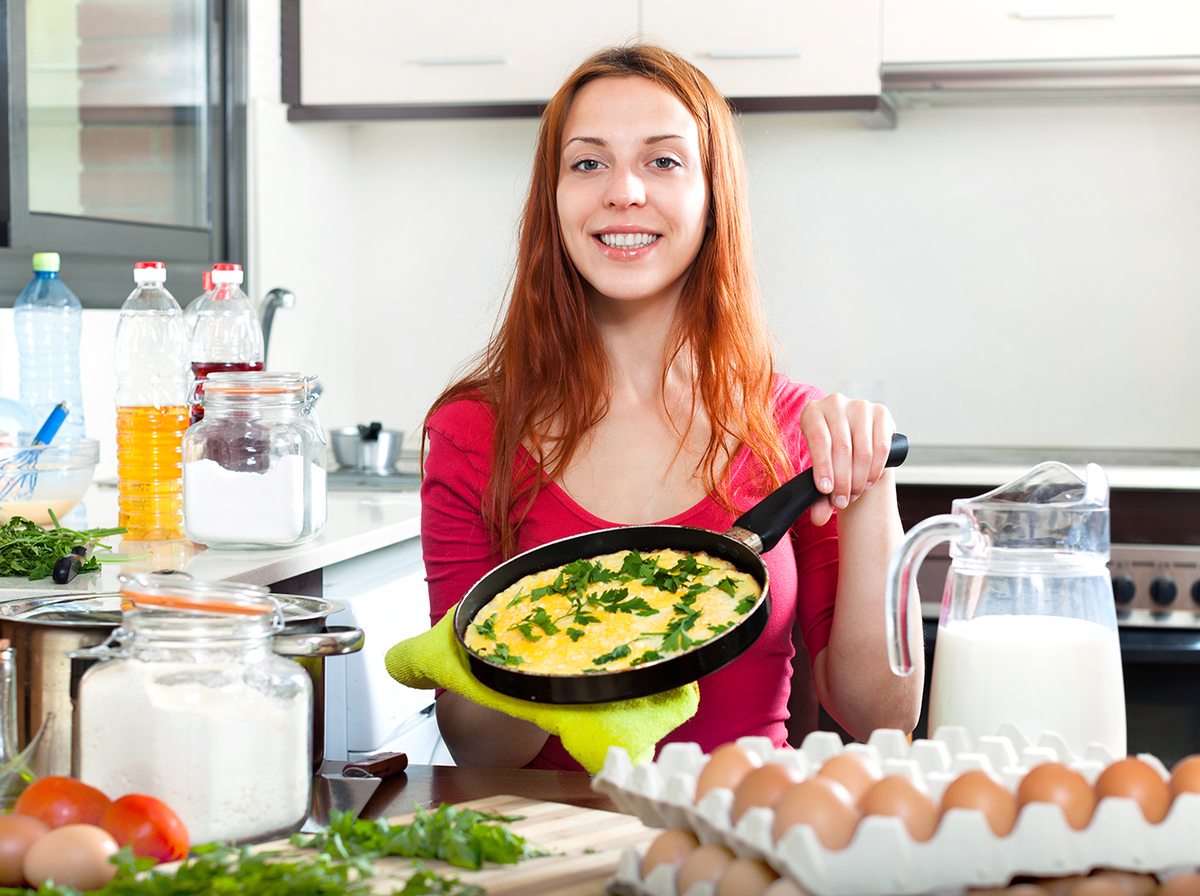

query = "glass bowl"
[[0, 438, 100, 526]]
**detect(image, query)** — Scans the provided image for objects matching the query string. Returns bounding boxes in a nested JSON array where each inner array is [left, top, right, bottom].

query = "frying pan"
[[454, 433, 909, 704]]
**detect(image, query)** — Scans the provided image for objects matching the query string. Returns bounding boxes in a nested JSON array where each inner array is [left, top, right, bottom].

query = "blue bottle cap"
[[32, 252, 60, 273]]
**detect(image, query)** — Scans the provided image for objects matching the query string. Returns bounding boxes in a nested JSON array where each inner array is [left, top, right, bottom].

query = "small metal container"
[[330, 425, 405, 474]]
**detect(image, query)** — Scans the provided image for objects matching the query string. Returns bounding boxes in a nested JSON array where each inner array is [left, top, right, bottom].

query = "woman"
[[420, 44, 922, 769]]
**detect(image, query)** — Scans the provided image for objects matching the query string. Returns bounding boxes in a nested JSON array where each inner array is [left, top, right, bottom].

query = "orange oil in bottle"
[[116, 405, 189, 540]]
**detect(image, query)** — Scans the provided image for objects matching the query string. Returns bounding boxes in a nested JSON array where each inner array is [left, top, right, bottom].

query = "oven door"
[[1120, 626, 1200, 768]]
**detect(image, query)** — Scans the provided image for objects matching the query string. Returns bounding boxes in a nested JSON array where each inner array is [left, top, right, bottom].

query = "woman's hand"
[[800, 393, 897, 527]]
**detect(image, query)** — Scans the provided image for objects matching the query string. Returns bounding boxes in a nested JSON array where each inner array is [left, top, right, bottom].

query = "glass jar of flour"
[[76, 578, 312, 845], [182, 372, 326, 548]]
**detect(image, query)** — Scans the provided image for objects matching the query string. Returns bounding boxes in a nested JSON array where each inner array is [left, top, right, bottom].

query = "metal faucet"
[[260, 288, 295, 361]]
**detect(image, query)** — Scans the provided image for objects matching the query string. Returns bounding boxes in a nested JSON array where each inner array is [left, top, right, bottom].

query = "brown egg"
[[940, 769, 1019, 837], [1089, 871, 1157, 896], [1036, 876, 1090, 896], [0, 813, 49, 887], [732, 762, 803, 822], [1169, 755, 1200, 799], [641, 827, 700, 876], [818, 752, 883, 806], [696, 742, 763, 800], [968, 886, 1049, 896], [763, 881, 807, 896], [1067, 877, 1130, 896], [1094, 758, 1171, 824], [772, 777, 858, 849], [22, 823, 119, 891], [715, 857, 781, 896], [1159, 872, 1200, 896], [861, 775, 939, 842], [677, 844, 736, 893], [1016, 763, 1096, 831]]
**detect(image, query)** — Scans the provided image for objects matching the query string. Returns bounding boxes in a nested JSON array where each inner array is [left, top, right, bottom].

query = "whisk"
[[0, 402, 69, 501]]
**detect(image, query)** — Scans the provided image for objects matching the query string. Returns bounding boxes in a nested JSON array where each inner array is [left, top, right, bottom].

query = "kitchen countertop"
[[0, 482, 423, 599], [896, 445, 1200, 490]]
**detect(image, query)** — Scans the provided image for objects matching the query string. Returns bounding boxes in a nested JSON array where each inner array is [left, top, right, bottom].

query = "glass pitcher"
[[886, 462, 1126, 759]]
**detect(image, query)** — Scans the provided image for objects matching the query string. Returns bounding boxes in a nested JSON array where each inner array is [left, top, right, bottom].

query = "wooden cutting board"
[[265, 795, 657, 896]]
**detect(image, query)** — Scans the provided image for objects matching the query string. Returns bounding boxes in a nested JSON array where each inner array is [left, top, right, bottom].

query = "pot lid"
[[0, 592, 343, 628]]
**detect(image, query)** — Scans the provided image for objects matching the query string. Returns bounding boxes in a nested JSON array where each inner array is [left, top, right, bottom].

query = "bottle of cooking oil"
[[114, 262, 189, 540]]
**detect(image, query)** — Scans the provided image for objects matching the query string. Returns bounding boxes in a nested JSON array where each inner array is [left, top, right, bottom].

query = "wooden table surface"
[[354, 763, 621, 820]]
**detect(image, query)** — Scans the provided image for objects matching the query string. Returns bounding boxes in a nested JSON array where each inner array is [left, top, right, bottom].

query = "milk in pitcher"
[[929, 613, 1126, 758]]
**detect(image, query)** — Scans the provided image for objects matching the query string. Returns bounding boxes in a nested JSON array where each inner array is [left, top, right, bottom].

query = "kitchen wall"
[[6, 6, 1198, 484], [246, 2, 1200, 457]]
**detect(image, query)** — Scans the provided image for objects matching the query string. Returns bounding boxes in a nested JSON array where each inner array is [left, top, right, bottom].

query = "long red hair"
[[425, 44, 790, 558]]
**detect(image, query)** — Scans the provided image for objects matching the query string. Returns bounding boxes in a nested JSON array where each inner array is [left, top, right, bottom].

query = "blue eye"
[[572, 159, 602, 172], [651, 157, 679, 169]]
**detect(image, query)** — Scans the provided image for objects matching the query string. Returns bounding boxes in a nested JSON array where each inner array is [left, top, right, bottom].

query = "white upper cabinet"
[[883, 0, 1200, 64], [298, 1, 638, 105], [294, 0, 882, 110], [642, 0, 882, 97]]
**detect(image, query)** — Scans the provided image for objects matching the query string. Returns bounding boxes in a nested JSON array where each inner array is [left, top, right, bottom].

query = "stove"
[[325, 449, 421, 491]]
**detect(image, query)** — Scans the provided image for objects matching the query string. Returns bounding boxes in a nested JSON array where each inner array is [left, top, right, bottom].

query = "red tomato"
[[14, 776, 111, 828], [100, 794, 189, 863]]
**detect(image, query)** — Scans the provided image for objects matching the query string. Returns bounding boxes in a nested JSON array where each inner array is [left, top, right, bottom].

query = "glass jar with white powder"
[[182, 372, 326, 548], [77, 579, 312, 845]]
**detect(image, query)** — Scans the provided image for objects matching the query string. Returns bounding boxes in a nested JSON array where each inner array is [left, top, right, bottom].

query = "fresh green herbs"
[[0, 843, 375, 896], [0, 513, 129, 580], [293, 806, 552, 872]]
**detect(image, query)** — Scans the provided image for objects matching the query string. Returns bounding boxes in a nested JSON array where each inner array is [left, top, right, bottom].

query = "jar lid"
[[119, 572, 277, 617], [203, 371, 308, 396]]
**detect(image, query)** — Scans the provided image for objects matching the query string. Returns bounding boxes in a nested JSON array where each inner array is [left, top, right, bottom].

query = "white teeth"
[[599, 232, 658, 249]]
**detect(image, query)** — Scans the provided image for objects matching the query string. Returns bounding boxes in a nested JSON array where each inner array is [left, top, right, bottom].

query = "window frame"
[[0, 0, 247, 308]]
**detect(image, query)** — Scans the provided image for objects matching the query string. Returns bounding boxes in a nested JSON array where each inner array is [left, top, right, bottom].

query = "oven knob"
[[1192, 580, 1200, 605], [1150, 577, 1177, 607], [1111, 574, 1136, 606]]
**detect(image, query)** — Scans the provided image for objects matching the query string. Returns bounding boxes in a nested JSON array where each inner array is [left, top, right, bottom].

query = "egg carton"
[[594, 727, 1200, 896]]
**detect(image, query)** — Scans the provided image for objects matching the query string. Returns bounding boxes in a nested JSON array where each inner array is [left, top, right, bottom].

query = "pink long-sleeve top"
[[420, 375, 839, 771]]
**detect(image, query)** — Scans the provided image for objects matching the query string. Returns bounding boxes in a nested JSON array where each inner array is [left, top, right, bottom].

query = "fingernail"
[[819, 478, 833, 493], [835, 495, 848, 509], [865, 480, 874, 491]]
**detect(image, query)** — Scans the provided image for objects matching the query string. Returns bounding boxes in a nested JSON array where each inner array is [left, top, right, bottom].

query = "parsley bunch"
[[0, 844, 374, 896], [0, 513, 126, 580], [293, 805, 552, 872]]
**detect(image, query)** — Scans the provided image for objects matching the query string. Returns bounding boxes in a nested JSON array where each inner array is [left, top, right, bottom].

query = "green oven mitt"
[[384, 607, 699, 773]]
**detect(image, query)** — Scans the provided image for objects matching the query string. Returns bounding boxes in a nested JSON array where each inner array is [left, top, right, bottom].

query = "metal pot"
[[330, 424, 405, 474], [0, 591, 363, 777]]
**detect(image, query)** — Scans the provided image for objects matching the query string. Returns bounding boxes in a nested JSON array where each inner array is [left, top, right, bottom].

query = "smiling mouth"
[[597, 232, 660, 250]]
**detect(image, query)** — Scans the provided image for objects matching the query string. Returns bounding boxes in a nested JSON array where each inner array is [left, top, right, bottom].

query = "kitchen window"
[[0, 0, 246, 307]]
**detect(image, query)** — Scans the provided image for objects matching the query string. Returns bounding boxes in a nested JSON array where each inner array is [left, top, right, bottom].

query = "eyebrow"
[[563, 134, 685, 149]]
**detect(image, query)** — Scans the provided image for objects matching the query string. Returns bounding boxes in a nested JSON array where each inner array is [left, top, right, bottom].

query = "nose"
[[604, 164, 646, 209]]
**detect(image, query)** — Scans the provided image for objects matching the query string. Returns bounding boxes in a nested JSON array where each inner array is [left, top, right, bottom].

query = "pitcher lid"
[[952, 461, 1110, 554]]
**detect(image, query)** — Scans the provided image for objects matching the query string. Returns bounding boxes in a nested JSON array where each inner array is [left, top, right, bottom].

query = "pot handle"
[[272, 625, 365, 657], [732, 433, 909, 554]]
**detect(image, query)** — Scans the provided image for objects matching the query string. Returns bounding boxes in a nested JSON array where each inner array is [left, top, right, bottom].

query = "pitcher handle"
[[885, 514, 970, 676]]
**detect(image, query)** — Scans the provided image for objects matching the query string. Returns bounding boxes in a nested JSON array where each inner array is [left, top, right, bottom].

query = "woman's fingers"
[[802, 394, 896, 524]]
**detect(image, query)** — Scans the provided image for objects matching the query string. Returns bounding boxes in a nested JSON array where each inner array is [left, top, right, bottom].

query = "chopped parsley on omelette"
[[464, 548, 762, 675]]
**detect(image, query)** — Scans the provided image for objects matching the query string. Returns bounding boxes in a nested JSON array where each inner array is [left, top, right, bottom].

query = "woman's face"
[[556, 76, 709, 312]]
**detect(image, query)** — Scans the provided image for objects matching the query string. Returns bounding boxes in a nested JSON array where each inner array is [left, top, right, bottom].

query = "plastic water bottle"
[[188, 263, 264, 424], [181, 268, 213, 347], [13, 252, 86, 442], [114, 262, 189, 540]]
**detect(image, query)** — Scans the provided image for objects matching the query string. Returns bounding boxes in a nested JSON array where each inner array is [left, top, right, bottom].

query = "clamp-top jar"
[[76, 576, 312, 844], [182, 372, 326, 548]]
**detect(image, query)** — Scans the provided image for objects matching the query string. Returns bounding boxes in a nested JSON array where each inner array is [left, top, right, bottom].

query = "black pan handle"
[[732, 433, 909, 554]]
